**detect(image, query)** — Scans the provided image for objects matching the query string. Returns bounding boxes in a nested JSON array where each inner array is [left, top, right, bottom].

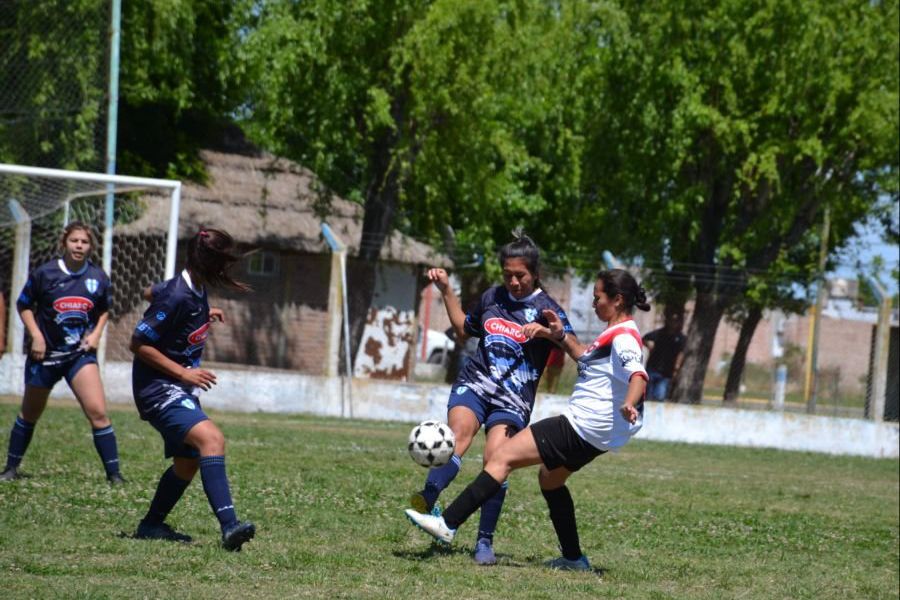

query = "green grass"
[[0, 397, 897, 599]]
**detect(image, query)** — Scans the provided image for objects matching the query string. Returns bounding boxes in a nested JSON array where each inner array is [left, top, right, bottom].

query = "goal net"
[[0, 163, 181, 380]]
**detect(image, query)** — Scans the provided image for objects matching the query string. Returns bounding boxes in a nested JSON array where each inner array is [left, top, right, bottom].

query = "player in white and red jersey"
[[409, 231, 575, 565], [406, 269, 650, 572], [1, 222, 124, 484]]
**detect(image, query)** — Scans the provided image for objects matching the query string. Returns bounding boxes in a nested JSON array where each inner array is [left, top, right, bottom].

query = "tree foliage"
[[585, 0, 899, 401]]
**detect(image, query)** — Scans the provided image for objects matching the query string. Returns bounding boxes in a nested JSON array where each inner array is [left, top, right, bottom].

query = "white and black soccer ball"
[[408, 420, 456, 468]]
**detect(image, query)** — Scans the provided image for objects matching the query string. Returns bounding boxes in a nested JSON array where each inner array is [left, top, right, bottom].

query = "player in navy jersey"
[[406, 269, 650, 571], [130, 227, 255, 551], [1, 222, 125, 484], [409, 231, 576, 565]]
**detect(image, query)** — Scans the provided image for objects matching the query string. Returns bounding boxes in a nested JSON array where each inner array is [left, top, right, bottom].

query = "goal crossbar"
[[0, 163, 182, 278]]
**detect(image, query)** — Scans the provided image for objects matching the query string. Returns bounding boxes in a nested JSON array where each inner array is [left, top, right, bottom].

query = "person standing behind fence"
[[642, 308, 685, 401], [0, 222, 125, 484], [130, 227, 255, 551]]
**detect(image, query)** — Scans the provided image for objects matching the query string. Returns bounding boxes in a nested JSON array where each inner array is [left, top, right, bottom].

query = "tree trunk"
[[669, 291, 728, 404], [344, 94, 408, 372], [346, 175, 400, 371], [723, 305, 763, 405]]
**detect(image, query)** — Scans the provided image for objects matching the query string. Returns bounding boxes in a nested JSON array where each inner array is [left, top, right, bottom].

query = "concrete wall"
[[2, 355, 894, 458]]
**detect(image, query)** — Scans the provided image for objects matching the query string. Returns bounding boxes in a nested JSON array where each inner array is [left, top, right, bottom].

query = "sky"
[[833, 215, 899, 295]]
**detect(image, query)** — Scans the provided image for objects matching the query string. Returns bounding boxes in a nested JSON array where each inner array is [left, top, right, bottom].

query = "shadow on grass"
[[394, 544, 605, 576], [393, 541, 468, 560]]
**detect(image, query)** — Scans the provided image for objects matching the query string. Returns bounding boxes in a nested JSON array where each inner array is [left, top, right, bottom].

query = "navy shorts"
[[147, 395, 209, 459], [25, 353, 97, 389], [531, 415, 605, 472], [447, 384, 527, 432]]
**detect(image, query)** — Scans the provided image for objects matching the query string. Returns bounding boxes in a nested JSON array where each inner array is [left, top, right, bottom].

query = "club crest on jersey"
[[484, 317, 527, 343], [524, 307, 538, 322], [53, 296, 93, 323], [85, 278, 99, 294], [184, 322, 210, 355], [181, 398, 196, 410]]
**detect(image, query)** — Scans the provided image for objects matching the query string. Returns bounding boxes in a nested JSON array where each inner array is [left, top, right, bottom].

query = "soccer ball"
[[408, 420, 456, 468]]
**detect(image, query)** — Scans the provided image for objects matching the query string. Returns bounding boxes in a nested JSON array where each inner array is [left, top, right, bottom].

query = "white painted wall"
[[0, 355, 896, 458]]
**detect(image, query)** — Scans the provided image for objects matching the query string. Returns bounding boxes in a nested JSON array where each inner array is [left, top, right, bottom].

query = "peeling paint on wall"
[[354, 306, 416, 379]]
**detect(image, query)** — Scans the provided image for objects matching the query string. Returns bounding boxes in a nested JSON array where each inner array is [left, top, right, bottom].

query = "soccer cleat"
[[134, 520, 193, 543], [107, 472, 127, 486], [404, 509, 456, 544], [0, 466, 20, 481], [473, 537, 497, 566], [222, 520, 256, 552], [545, 554, 592, 572]]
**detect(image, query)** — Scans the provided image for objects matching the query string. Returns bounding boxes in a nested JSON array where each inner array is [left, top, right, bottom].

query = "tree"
[[118, 0, 244, 180], [0, 0, 108, 170], [235, 0, 626, 362], [587, 0, 899, 403]]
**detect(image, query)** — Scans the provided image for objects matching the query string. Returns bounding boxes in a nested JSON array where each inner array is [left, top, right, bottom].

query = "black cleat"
[[0, 466, 20, 481], [134, 520, 193, 543], [107, 472, 127, 486], [222, 520, 256, 552]]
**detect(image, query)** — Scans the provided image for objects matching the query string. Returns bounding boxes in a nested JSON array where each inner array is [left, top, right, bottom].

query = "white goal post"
[[0, 163, 181, 390]]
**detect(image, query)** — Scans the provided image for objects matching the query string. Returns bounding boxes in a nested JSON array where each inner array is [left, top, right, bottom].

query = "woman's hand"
[[209, 308, 225, 323], [522, 322, 550, 340], [426, 268, 451, 293], [619, 403, 640, 424], [29, 333, 46, 361], [81, 331, 101, 352], [180, 367, 217, 391]]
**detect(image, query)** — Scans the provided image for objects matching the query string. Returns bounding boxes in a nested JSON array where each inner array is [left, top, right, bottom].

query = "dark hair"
[[597, 269, 650, 313], [186, 227, 250, 292], [59, 221, 98, 259], [499, 227, 540, 278]]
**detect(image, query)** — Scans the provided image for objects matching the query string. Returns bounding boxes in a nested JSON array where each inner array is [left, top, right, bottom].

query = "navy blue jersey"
[[457, 286, 574, 420], [16, 259, 111, 365], [132, 271, 209, 418]]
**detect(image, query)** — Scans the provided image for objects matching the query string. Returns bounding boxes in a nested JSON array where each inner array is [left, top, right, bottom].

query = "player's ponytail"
[[499, 227, 541, 282], [597, 269, 650, 313], [186, 227, 251, 292]]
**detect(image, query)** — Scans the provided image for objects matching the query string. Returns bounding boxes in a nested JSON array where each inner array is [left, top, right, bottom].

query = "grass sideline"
[[0, 396, 897, 599]]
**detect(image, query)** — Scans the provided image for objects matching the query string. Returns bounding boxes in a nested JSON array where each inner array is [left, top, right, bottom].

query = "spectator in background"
[[643, 308, 686, 401], [543, 346, 565, 394]]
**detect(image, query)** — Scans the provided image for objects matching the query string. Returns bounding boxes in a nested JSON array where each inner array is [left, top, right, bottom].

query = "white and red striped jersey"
[[563, 319, 647, 450]]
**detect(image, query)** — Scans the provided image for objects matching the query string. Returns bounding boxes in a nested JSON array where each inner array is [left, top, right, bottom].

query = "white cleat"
[[404, 509, 456, 544]]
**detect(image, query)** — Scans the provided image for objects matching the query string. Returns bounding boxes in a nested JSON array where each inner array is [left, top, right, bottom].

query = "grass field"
[[0, 397, 897, 599]]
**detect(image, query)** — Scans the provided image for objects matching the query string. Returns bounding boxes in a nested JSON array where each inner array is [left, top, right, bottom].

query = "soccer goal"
[[0, 163, 181, 384]]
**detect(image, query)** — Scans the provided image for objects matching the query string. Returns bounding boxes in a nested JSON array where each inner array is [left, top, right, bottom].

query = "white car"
[[417, 328, 456, 364]]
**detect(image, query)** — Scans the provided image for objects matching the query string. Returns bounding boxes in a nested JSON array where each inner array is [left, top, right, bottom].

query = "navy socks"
[[422, 454, 462, 510], [144, 466, 192, 524], [92, 425, 121, 477], [5, 417, 35, 470], [199, 455, 238, 531], [477, 480, 509, 542]]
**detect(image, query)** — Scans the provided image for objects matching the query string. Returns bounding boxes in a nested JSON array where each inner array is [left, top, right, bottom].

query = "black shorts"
[[530, 415, 605, 472]]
